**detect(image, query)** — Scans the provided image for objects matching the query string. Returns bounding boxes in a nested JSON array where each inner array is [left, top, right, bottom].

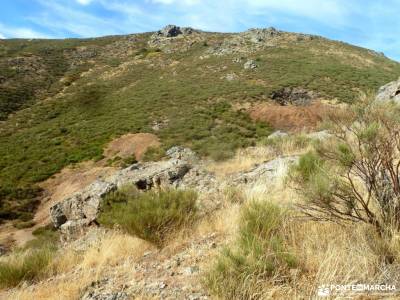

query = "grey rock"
[[231, 156, 299, 184], [306, 130, 332, 141], [60, 219, 91, 241], [166, 146, 198, 163], [267, 130, 289, 139], [375, 77, 400, 103], [50, 180, 116, 228], [244, 59, 257, 69], [246, 27, 279, 43], [155, 25, 195, 38]]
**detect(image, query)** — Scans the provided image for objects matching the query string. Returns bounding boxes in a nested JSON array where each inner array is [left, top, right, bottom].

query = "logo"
[[317, 285, 330, 297], [316, 284, 397, 297]]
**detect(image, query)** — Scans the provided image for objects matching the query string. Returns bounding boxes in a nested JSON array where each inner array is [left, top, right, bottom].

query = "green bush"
[[292, 151, 323, 182], [98, 188, 198, 246], [0, 246, 54, 288], [204, 201, 297, 299], [290, 100, 400, 236]]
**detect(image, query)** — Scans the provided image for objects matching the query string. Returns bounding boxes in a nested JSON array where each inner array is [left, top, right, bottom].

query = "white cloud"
[[31, 0, 133, 37], [0, 23, 51, 39], [0, 32, 5, 39], [76, 0, 93, 5]]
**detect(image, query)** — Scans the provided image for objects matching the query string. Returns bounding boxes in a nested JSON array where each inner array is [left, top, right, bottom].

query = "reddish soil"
[[249, 102, 333, 132]]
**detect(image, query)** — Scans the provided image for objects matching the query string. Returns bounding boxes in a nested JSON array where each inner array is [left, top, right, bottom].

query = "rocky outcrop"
[[155, 25, 194, 38], [207, 27, 313, 56], [148, 25, 202, 52], [50, 180, 116, 228], [231, 156, 299, 185], [49, 147, 213, 233], [271, 87, 317, 106], [375, 77, 400, 103], [49, 146, 298, 238]]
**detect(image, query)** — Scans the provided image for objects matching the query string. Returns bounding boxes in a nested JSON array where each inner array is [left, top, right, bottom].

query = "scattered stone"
[[151, 119, 169, 131], [225, 72, 238, 81], [244, 59, 257, 69], [81, 291, 127, 300], [81, 280, 128, 300], [231, 156, 299, 185], [306, 130, 332, 141], [375, 77, 400, 104], [188, 293, 204, 300], [232, 57, 242, 63], [267, 130, 289, 139]]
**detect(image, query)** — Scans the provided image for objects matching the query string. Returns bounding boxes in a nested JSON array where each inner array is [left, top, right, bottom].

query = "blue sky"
[[0, 0, 399, 60]]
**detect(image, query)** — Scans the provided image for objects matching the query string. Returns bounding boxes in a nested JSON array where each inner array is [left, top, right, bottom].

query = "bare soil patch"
[[104, 133, 160, 161]]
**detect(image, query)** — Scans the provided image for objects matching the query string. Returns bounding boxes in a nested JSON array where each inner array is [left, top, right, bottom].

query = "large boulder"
[[50, 180, 116, 228], [375, 78, 400, 103]]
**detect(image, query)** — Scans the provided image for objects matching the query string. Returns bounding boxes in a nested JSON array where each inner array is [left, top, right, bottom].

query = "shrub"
[[98, 188, 198, 246], [0, 246, 54, 288], [291, 98, 400, 236], [204, 201, 297, 299]]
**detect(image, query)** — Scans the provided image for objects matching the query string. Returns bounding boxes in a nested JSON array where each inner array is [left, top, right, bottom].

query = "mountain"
[[1, 25, 400, 222]]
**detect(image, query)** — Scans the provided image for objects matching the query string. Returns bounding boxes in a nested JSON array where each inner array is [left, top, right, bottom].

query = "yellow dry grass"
[[206, 136, 312, 178], [5, 231, 152, 300]]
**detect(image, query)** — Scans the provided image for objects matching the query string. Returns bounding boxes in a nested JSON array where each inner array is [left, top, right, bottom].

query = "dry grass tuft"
[[5, 231, 152, 300]]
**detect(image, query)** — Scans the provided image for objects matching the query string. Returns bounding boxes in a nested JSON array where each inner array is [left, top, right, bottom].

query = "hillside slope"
[[1, 25, 400, 222]]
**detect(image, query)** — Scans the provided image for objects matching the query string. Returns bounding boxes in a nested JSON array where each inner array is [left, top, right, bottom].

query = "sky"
[[0, 0, 399, 60]]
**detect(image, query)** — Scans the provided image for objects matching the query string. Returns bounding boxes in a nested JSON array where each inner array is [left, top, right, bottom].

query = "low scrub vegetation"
[[204, 201, 297, 299], [291, 99, 400, 237], [98, 187, 198, 246]]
